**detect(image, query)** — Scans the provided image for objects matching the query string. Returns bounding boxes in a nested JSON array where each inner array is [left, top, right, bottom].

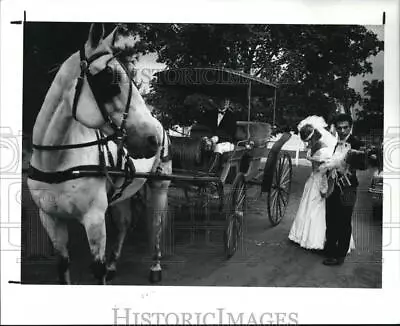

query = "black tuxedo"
[[199, 109, 237, 143], [325, 134, 367, 259]]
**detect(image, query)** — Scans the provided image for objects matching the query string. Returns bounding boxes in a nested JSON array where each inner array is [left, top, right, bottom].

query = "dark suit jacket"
[[199, 109, 237, 143], [335, 134, 367, 188]]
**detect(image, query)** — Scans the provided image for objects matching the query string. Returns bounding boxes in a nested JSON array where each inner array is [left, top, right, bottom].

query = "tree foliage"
[[354, 79, 384, 134], [140, 24, 383, 130]]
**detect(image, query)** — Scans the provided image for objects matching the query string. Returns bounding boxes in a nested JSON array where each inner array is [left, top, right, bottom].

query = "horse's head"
[[72, 23, 161, 158]]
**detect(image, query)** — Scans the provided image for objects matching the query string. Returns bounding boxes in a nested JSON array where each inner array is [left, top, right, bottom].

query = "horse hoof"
[[106, 268, 117, 282], [97, 278, 107, 285], [149, 270, 162, 283]]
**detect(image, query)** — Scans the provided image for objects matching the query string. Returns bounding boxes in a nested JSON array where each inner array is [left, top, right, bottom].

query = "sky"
[[348, 25, 384, 98]]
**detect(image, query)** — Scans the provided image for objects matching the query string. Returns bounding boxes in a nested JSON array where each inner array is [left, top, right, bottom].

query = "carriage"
[[154, 67, 293, 258]]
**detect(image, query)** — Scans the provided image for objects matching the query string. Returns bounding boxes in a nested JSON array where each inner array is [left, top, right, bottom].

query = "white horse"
[[27, 23, 172, 284]]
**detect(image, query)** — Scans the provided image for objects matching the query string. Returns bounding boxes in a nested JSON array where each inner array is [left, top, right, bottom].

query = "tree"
[[354, 79, 384, 134], [141, 24, 383, 129], [362, 79, 384, 115]]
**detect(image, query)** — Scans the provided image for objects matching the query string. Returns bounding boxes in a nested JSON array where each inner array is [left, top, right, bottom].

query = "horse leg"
[[81, 210, 107, 285], [39, 210, 71, 284], [106, 199, 131, 282], [147, 181, 170, 283]]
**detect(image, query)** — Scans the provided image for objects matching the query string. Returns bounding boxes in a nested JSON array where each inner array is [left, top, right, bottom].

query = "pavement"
[[21, 164, 381, 287]]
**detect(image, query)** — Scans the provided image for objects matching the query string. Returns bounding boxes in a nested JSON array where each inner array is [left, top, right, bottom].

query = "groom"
[[199, 98, 238, 173], [323, 114, 368, 266]]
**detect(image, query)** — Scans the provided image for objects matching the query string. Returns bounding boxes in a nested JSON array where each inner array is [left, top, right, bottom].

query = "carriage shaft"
[[71, 170, 221, 183]]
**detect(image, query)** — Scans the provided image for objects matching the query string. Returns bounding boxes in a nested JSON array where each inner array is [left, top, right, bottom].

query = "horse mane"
[[110, 25, 142, 67], [109, 25, 155, 114], [38, 52, 80, 114], [51, 52, 81, 96]]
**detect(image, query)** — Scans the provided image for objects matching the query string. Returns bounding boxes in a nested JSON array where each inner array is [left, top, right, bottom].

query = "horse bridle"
[[32, 40, 170, 162], [72, 46, 133, 141]]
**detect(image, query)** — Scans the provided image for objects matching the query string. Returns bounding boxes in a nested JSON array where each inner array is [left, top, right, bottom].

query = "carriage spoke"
[[275, 172, 280, 187], [273, 195, 278, 220], [283, 192, 289, 206], [279, 187, 290, 195], [279, 191, 288, 210], [278, 200, 282, 218], [236, 187, 246, 209], [280, 164, 291, 182], [278, 192, 284, 218], [275, 193, 281, 220], [267, 152, 292, 226], [271, 189, 279, 217], [270, 188, 278, 205], [226, 174, 245, 259], [280, 176, 291, 188]]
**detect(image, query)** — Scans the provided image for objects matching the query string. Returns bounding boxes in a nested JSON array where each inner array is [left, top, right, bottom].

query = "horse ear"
[[87, 23, 105, 49]]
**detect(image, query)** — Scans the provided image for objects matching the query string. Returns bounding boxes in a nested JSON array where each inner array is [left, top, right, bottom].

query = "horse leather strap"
[[73, 46, 132, 136], [93, 130, 137, 203], [103, 131, 115, 168], [71, 48, 86, 122], [32, 134, 118, 151], [72, 47, 112, 122], [109, 151, 136, 203], [96, 130, 119, 193], [27, 164, 105, 184], [84, 67, 120, 132]]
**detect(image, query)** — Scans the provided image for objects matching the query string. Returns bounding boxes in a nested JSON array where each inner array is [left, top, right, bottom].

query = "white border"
[[1, 0, 399, 324]]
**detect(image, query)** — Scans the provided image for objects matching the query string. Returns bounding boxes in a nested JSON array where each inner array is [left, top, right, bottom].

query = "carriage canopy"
[[154, 67, 277, 99]]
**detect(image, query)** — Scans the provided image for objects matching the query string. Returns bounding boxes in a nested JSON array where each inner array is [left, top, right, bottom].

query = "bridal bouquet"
[[319, 143, 352, 195]]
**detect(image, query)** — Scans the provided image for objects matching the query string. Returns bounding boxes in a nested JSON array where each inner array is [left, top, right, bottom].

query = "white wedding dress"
[[289, 147, 355, 252]]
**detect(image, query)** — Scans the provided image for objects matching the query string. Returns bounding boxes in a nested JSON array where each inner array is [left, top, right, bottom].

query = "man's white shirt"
[[217, 112, 225, 126]]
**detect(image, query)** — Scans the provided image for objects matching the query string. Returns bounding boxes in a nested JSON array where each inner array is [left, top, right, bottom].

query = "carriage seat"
[[235, 121, 272, 148], [169, 136, 214, 173], [170, 122, 272, 175]]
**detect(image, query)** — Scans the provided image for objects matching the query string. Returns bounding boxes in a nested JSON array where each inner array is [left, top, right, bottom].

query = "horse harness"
[[28, 46, 171, 202]]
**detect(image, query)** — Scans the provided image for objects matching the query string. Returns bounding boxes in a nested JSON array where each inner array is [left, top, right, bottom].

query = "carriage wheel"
[[267, 152, 292, 226], [224, 173, 246, 259]]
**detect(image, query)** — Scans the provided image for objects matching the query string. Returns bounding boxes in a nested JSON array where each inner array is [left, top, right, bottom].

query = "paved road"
[[22, 163, 382, 287]]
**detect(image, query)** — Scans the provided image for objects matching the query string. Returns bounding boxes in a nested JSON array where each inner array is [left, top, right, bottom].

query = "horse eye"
[[91, 66, 115, 85], [89, 65, 121, 101]]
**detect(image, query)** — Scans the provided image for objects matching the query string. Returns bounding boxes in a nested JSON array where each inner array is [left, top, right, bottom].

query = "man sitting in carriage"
[[196, 97, 239, 173]]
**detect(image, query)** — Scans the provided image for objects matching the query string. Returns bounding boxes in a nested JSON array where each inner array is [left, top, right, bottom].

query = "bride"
[[288, 116, 355, 252]]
